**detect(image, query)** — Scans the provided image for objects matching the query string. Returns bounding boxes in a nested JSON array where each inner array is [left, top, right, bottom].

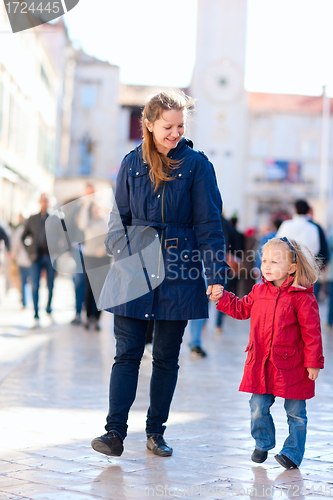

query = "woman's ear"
[[144, 118, 153, 133]]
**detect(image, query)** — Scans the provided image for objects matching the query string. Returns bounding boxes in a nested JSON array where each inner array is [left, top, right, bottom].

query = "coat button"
[[155, 234, 158, 237], [151, 314, 154, 317], [151, 274, 155, 278], [178, 173, 182, 177], [184, 255, 188, 259], [136, 172, 139, 175], [117, 249, 120, 253], [145, 314, 149, 318], [157, 194, 160, 198]]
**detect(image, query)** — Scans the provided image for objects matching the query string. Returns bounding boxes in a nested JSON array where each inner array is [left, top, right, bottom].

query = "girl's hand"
[[206, 285, 224, 303], [307, 367, 320, 380]]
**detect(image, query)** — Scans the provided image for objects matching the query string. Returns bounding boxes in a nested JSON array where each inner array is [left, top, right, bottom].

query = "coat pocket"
[[245, 341, 254, 365], [171, 171, 191, 190], [128, 170, 149, 188], [272, 345, 296, 370]]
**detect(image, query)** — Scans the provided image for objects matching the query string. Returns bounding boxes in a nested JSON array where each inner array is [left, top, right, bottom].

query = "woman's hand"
[[307, 367, 320, 380], [206, 284, 224, 303]]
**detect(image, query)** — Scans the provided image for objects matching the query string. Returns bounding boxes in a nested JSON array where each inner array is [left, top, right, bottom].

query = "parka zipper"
[[157, 182, 166, 278]]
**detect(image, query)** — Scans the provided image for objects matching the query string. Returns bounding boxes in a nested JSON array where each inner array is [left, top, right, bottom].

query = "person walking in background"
[[77, 199, 110, 331], [66, 186, 95, 326], [326, 229, 333, 331], [21, 194, 59, 328], [307, 206, 329, 301], [215, 214, 232, 334], [276, 199, 320, 257], [0, 224, 10, 253], [254, 218, 283, 280], [91, 90, 228, 459], [11, 215, 31, 308], [228, 213, 245, 296], [213, 237, 324, 469]]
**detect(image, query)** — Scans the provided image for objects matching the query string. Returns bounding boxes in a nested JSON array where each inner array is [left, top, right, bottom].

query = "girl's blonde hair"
[[262, 237, 320, 288], [141, 90, 195, 190]]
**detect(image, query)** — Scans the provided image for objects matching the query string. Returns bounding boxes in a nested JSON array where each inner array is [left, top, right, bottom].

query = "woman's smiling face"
[[145, 109, 186, 155]]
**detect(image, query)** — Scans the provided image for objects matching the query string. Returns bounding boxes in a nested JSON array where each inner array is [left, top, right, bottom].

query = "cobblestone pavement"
[[0, 276, 332, 500]]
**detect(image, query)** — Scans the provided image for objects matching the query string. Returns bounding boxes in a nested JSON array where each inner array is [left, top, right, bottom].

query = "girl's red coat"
[[217, 277, 324, 399]]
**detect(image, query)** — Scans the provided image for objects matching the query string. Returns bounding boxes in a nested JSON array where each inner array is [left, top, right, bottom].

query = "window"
[[79, 135, 94, 175], [129, 108, 142, 141], [81, 84, 97, 109]]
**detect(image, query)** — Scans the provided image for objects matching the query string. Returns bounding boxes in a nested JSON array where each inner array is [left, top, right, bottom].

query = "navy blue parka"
[[105, 137, 229, 320]]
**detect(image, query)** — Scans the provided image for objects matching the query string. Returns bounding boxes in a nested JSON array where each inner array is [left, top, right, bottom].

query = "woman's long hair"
[[141, 90, 195, 190], [262, 238, 320, 288]]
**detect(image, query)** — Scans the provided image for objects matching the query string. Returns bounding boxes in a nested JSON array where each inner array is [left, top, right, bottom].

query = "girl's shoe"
[[251, 448, 268, 463], [274, 454, 298, 469]]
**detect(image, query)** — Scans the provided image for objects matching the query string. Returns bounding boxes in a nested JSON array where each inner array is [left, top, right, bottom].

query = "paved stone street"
[[0, 276, 332, 500]]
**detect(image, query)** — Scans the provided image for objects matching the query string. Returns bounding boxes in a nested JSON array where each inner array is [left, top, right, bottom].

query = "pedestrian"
[[308, 206, 329, 301], [213, 237, 324, 469], [91, 90, 228, 458], [10, 215, 31, 308], [21, 194, 60, 327], [326, 229, 333, 330], [276, 199, 320, 257], [0, 223, 10, 252], [0, 223, 11, 301], [77, 199, 110, 331], [189, 318, 207, 357]]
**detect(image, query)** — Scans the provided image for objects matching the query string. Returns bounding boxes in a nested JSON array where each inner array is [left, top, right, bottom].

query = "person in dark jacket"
[[21, 194, 59, 327], [0, 224, 10, 252], [91, 90, 229, 458]]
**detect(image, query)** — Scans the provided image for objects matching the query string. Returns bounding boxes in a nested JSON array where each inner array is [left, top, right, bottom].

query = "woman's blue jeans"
[[106, 315, 187, 441], [250, 393, 307, 466]]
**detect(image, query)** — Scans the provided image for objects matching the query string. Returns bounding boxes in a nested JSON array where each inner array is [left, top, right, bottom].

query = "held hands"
[[206, 284, 224, 303], [307, 367, 320, 380]]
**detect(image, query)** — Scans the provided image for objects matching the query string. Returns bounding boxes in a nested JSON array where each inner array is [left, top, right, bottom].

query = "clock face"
[[202, 59, 244, 103]]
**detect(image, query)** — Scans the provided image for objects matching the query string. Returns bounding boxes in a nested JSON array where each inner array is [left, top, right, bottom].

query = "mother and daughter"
[[91, 90, 324, 470]]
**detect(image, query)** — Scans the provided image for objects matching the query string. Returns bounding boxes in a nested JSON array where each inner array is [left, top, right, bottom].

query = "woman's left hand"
[[207, 284, 224, 303]]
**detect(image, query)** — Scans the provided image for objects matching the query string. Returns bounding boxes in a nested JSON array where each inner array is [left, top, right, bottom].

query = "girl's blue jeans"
[[250, 393, 307, 466], [106, 314, 187, 441]]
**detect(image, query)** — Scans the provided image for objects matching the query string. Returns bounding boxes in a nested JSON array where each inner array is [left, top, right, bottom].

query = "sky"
[[63, 0, 333, 97]]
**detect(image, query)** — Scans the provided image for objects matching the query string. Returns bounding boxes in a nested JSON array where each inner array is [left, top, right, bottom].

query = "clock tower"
[[189, 0, 248, 225]]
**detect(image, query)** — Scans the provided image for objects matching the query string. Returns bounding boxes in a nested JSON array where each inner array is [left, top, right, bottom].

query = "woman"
[[91, 90, 229, 457]]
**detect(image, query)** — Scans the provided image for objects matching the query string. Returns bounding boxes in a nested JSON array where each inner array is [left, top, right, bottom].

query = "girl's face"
[[261, 245, 297, 287], [145, 109, 185, 155]]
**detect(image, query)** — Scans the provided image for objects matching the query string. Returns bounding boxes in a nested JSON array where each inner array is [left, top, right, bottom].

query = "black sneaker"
[[91, 431, 124, 456], [71, 314, 81, 325], [191, 346, 207, 358], [146, 435, 173, 457], [251, 448, 268, 463], [274, 454, 298, 469]]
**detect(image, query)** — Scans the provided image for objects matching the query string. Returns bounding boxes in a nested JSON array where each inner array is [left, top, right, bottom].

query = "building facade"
[[54, 51, 120, 204], [0, 5, 63, 223]]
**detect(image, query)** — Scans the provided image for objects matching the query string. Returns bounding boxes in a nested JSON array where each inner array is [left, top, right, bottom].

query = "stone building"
[[54, 51, 120, 204], [0, 5, 64, 222]]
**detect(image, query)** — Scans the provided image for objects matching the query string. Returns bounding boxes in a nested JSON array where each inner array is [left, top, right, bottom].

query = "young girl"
[[211, 237, 324, 469]]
